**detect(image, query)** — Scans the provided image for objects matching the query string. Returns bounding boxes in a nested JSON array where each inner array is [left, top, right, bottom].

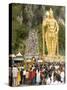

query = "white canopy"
[[9, 54, 16, 58], [13, 57, 24, 61], [16, 52, 22, 57]]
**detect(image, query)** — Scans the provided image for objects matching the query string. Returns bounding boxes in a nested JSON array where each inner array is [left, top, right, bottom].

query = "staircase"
[[25, 29, 39, 58]]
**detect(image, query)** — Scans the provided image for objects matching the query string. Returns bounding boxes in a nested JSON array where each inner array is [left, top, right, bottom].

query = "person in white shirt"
[[60, 71, 64, 83], [12, 66, 18, 86], [36, 69, 41, 84], [23, 69, 26, 84]]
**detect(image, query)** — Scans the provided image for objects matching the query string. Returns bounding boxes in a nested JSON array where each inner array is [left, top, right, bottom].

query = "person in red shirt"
[[29, 68, 36, 85], [32, 69, 36, 85], [29, 68, 33, 85]]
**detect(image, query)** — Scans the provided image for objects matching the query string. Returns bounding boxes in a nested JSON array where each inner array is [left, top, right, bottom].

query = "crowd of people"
[[9, 60, 65, 87]]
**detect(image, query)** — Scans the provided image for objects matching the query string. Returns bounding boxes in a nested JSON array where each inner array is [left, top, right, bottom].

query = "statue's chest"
[[48, 20, 55, 27]]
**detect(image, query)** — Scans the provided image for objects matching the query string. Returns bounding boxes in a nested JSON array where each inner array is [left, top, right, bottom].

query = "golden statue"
[[42, 8, 59, 57]]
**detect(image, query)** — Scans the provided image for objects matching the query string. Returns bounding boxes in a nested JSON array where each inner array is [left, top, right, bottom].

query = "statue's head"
[[49, 8, 54, 18], [45, 11, 49, 17]]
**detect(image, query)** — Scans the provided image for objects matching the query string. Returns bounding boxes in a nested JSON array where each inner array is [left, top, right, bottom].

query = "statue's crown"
[[49, 8, 53, 14]]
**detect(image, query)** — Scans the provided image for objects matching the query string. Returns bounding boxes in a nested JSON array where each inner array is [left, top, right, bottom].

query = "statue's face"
[[49, 12, 53, 18]]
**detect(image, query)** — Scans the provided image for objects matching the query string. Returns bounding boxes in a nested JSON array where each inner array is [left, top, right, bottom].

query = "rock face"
[[25, 29, 39, 57]]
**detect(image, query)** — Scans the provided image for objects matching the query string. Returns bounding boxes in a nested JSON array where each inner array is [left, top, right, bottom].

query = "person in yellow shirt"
[[17, 68, 21, 86]]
